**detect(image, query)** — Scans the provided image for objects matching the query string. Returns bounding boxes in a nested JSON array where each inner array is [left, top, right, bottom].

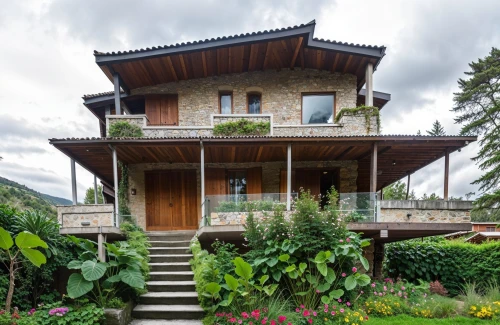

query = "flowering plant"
[[295, 303, 368, 325], [214, 309, 292, 325], [468, 301, 500, 319], [48, 307, 69, 317]]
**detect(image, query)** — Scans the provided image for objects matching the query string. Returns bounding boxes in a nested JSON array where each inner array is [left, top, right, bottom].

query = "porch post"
[[94, 175, 98, 204], [200, 141, 205, 220], [405, 174, 411, 200], [444, 148, 449, 200], [97, 231, 106, 262], [370, 142, 378, 193], [111, 145, 120, 227], [71, 159, 77, 205], [286, 143, 292, 211], [113, 73, 122, 115], [365, 62, 374, 106]]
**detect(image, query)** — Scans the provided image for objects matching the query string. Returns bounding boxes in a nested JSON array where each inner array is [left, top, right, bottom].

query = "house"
[[471, 222, 499, 232], [466, 232, 500, 244], [50, 21, 475, 276]]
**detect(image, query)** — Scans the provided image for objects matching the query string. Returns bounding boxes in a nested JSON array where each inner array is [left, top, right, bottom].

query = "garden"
[[0, 204, 150, 325], [190, 189, 500, 325]]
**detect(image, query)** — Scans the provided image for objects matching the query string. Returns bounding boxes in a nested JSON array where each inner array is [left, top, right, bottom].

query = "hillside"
[[0, 176, 71, 217]]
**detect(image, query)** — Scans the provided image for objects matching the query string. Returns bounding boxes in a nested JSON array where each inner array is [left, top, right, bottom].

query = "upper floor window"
[[302, 93, 335, 124], [486, 227, 496, 232], [219, 92, 233, 114], [247, 93, 262, 114]]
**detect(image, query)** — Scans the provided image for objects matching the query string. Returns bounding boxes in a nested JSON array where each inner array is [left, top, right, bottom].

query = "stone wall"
[[57, 205, 114, 227], [210, 211, 294, 226], [128, 160, 357, 229], [380, 200, 472, 223], [131, 69, 357, 127]]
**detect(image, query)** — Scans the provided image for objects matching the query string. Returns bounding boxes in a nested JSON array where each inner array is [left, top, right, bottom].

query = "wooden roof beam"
[[165, 56, 178, 81], [263, 42, 273, 70], [178, 54, 189, 80], [331, 53, 340, 73], [201, 51, 208, 77], [290, 37, 303, 69], [342, 55, 354, 74]]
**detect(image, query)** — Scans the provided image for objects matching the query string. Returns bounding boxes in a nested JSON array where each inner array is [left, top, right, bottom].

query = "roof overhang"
[[49, 135, 476, 191], [92, 20, 386, 91], [357, 89, 391, 109]]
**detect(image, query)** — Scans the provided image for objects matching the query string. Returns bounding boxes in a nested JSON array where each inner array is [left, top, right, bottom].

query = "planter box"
[[104, 301, 133, 325]]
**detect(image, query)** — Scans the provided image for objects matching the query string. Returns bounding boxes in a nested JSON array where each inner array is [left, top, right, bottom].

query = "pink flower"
[[383, 286, 387, 291], [346, 238, 351, 242], [346, 302, 351, 307], [308, 318, 313, 324], [401, 286, 406, 291], [238, 320, 243, 324], [278, 315, 286, 323], [303, 310, 310, 317], [323, 309, 328, 313], [229, 318, 237, 323], [340, 308, 344, 313], [374, 291, 377, 295], [331, 311, 336, 316], [295, 308, 300, 313], [360, 291, 364, 294], [338, 299, 342, 303], [339, 239, 344, 243], [261, 320, 267, 325], [371, 283, 376, 288], [313, 311, 317, 316], [378, 293, 383, 296], [341, 273, 346, 277], [300, 304, 305, 309], [270, 320, 276, 325], [316, 289, 320, 294], [242, 312, 249, 319], [352, 267, 357, 273]]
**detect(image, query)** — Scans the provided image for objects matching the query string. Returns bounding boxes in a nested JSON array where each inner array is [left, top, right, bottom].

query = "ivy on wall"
[[213, 119, 271, 136], [334, 106, 380, 133], [108, 121, 144, 137], [118, 162, 133, 223]]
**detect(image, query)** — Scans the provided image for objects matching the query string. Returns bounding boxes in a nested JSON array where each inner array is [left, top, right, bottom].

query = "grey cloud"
[[0, 143, 49, 156]]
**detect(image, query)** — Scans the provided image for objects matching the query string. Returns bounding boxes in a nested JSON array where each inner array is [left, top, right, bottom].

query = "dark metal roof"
[[94, 20, 386, 64], [82, 91, 117, 100], [358, 89, 391, 101]]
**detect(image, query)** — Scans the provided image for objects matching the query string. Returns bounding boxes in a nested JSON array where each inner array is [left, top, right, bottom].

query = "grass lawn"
[[368, 315, 497, 324]]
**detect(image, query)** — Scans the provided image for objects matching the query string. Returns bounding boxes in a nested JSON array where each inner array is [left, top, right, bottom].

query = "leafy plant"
[[108, 121, 143, 137], [0, 227, 48, 312], [215, 199, 283, 213], [65, 236, 145, 307], [213, 119, 270, 136], [335, 106, 380, 133]]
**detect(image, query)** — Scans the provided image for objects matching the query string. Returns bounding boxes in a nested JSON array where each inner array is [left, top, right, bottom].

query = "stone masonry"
[[57, 204, 114, 227], [380, 200, 472, 223]]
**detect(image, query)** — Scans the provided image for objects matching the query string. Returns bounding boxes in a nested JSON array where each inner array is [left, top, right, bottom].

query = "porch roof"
[[49, 135, 476, 191]]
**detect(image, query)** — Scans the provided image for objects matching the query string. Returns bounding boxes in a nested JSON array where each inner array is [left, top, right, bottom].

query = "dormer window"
[[302, 93, 335, 124], [219, 91, 233, 114], [247, 93, 262, 114]]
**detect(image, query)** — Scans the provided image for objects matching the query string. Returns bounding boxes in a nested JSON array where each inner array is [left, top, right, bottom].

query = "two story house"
[[50, 21, 475, 263]]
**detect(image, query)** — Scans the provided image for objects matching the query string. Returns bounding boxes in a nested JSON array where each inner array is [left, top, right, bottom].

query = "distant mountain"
[[0, 176, 71, 216]]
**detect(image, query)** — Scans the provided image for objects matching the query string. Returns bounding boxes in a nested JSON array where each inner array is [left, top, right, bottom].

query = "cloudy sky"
[[0, 0, 499, 202]]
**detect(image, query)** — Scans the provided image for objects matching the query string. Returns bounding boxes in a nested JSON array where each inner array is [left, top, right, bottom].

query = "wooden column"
[[71, 159, 77, 205], [444, 148, 449, 200], [286, 143, 292, 211], [365, 62, 374, 106], [370, 142, 378, 193], [406, 174, 411, 200], [113, 73, 121, 115]]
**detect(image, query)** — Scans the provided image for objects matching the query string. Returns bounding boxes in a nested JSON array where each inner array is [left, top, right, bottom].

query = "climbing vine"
[[335, 106, 380, 133], [213, 119, 271, 136], [118, 162, 133, 223]]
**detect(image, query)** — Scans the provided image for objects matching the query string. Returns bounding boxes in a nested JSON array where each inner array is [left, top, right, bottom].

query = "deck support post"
[[71, 159, 77, 205], [97, 231, 106, 262], [406, 174, 411, 200], [94, 175, 98, 204], [365, 62, 374, 106], [370, 142, 378, 193], [113, 73, 121, 115], [286, 143, 292, 211], [444, 148, 449, 200], [111, 145, 120, 228], [200, 141, 205, 221]]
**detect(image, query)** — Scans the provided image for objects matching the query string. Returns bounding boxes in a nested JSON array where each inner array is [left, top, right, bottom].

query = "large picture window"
[[302, 94, 335, 124], [228, 170, 247, 196], [247, 93, 262, 114]]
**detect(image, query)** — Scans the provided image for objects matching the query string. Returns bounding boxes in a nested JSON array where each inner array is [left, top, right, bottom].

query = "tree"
[[452, 47, 500, 217], [83, 185, 104, 204], [417, 130, 422, 136], [421, 193, 442, 200], [382, 180, 416, 200], [426, 120, 446, 136]]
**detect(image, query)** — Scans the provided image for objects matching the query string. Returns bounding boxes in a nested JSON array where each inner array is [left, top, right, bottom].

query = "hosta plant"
[[0, 227, 48, 312], [65, 236, 145, 307]]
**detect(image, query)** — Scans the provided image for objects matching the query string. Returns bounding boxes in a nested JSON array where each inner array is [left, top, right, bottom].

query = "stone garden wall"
[[57, 204, 115, 227], [380, 200, 472, 223]]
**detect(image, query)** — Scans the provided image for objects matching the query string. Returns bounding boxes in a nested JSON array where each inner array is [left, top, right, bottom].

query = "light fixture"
[[81, 221, 91, 226], [392, 160, 396, 166], [323, 171, 328, 174], [380, 229, 388, 238], [131, 188, 136, 195]]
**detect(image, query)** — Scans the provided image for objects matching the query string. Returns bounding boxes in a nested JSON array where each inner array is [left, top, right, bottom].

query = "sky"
[[0, 0, 499, 202]]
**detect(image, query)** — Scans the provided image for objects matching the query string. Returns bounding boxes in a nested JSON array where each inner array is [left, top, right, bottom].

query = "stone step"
[[149, 240, 191, 247], [147, 281, 196, 292], [149, 262, 192, 272], [149, 271, 194, 281], [132, 304, 203, 320], [148, 247, 191, 255], [149, 254, 193, 263], [130, 320, 202, 325], [147, 231, 196, 242], [139, 291, 199, 305]]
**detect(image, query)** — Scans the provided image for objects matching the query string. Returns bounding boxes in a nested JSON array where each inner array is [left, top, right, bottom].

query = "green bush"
[[189, 238, 218, 310], [384, 240, 500, 295], [213, 119, 270, 136], [108, 121, 143, 137]]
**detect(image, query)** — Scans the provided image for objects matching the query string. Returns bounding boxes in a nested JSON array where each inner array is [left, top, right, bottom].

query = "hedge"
[[384, 239, 500, 295]]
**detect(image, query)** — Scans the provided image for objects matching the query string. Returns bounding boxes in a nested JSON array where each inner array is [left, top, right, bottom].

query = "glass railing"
[[338, 192, 379, 223]]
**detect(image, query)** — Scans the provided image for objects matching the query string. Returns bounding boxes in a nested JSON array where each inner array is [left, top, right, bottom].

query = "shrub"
[[213, 119, 270, 136], [120, 222, 150, 298], [384, 239, 500, 295], [429, 280, 448, 296], [190, 238, 218, 311], [108, 121, 143, 137]]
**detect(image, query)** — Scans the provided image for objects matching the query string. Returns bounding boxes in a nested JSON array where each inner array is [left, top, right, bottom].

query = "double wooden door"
[[145, 170, 198, 230]]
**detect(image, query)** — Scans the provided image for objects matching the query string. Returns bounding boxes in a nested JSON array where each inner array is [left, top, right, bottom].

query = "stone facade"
[[128, 160, 357, 229], [380, 200, 472, 223], [209, 211, 294, 226], [57, 204, 114, 227]]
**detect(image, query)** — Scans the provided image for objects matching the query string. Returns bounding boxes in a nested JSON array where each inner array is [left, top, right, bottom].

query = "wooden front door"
[[145, 170, 198, 231]]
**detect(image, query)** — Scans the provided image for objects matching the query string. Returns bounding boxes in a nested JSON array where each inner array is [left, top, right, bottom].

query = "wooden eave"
[[49, 136, 476, 191]]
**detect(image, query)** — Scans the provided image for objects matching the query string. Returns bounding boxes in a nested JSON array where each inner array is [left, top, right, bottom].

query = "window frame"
[[301, 92, 337, 125], [246, 92, 262, 114], [486, 227, 496, 232], [226, 169, 247, 196], [219, 91, 234, 114]]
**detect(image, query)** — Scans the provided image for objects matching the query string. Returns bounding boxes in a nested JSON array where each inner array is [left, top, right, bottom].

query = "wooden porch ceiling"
[[50, 136, 475, 191]]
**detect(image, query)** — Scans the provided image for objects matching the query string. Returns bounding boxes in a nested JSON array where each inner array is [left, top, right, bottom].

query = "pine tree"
[[83, 185, 104, 204], [452, 47, 500, 217], [426, 120, 446, 136]]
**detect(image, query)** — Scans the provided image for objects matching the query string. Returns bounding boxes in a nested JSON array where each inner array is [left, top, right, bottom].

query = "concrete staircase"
[[131, 231, 203, 325]]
